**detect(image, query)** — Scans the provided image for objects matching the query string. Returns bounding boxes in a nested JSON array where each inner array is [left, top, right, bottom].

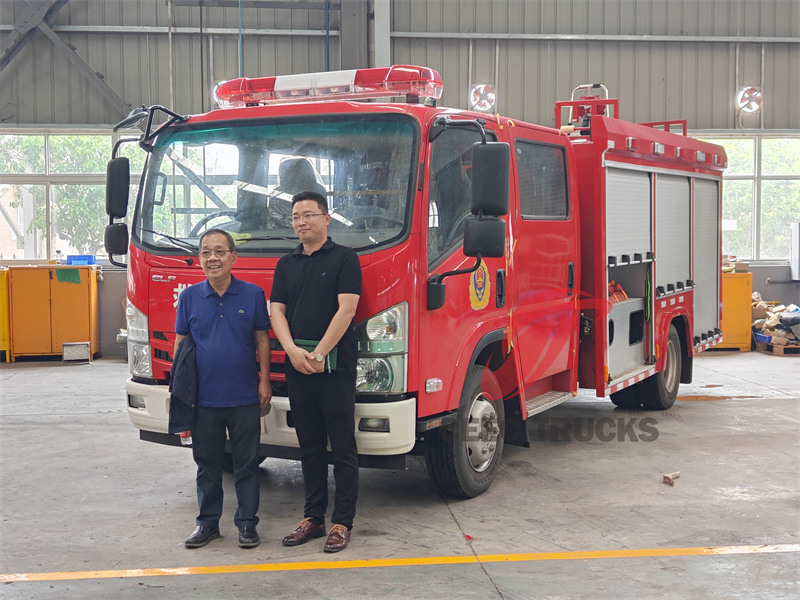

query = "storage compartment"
[[693, 179, 721, 342], [655, 174, 691, 292], [606, 168, 652, 262], [608, 297, 647, 379]]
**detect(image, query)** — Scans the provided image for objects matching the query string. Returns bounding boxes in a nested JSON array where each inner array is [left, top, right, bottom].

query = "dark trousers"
[[192, 403, 261, 528], [287, 373, 359, 529]]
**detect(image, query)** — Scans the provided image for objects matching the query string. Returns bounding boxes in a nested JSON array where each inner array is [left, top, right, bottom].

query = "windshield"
[[134, 114, 418, 255]]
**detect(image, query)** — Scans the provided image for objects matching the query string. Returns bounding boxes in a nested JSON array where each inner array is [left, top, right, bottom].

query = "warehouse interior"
[[1, 1, 799, 598]]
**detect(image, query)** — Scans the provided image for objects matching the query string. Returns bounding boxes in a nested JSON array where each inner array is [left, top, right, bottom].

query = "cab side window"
[[515, 141, 569, 219], [427, 128, 488, 267]]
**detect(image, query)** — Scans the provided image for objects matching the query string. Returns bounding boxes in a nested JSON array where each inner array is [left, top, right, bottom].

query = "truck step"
[[525, 390, 574, 417]]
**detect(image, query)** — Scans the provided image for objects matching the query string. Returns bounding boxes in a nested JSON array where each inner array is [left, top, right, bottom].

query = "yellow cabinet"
[[8, 265, 99, 361], [718, 272, 753, 351], [0, 268, 9, 362]]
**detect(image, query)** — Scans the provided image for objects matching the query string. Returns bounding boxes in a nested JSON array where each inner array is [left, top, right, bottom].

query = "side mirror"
[[114, 106, 149, 132], [464, 217, 505, 258], [470, 142, 510, 216], [427, 280, 447, 311], [106, 157, 130, 218], [105, 222, 129, 256]]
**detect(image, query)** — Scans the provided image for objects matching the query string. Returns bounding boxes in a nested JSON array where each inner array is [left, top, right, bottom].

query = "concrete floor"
[[1, 351, 798, 599]]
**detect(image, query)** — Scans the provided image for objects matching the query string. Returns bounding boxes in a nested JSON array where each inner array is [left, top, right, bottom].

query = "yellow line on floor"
[[2, 544, 798, 583]]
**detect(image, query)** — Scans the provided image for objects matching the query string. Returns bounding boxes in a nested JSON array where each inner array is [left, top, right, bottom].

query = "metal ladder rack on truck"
[[104, 67, 726, 499]]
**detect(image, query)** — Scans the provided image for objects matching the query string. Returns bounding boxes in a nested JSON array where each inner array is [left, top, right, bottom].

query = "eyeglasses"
[[199, 249, 231, 259], [291, 212, 326, 223]]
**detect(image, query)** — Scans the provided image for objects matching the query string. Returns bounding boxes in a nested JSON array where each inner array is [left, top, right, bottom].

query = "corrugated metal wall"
[[1, 0, 797, 129], [391, 0, 799, 130], [0, 0, 341, 125]]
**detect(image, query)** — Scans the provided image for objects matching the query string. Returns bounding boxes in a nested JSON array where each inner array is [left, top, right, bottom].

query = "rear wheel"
[[641, 324, 682, 410], [620, 324, 682, 411], [425, 365, 505, 498], [610, 386, 642, 409]]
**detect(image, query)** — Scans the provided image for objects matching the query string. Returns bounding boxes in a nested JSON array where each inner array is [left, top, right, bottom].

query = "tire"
[[641, 324, 682, 410], [425, 365, 506, 498], [623, 324, 681, 411], [610, 386, 642, 409]]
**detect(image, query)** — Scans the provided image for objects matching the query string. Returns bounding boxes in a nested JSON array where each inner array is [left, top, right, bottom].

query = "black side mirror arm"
[[426, 253, 482, 311]]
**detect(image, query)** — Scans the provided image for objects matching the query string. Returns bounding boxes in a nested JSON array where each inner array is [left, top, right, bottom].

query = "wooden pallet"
[[756, 342, 800, 357]]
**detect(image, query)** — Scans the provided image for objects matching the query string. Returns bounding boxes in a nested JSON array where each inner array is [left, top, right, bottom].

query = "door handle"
[[496, 269, 506, 308], [567, 262, 575, 295], [152, 275, 177, 282]]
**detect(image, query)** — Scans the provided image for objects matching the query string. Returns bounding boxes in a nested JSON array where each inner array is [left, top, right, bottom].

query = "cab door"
[[417, 125, 508, 416], [508, 131, 580, 398]]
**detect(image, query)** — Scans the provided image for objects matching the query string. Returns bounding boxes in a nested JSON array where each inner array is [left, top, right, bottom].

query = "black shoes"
[[185, 524, 260, 548], [238, 525, 260, 548], [184, 525, 221, 548]]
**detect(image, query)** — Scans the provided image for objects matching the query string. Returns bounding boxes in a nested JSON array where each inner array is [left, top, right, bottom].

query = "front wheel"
[[425, 365, 506, 498]]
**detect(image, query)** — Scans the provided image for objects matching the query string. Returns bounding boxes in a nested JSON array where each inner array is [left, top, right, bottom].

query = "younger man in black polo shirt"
[[270, 191, 362, 553]]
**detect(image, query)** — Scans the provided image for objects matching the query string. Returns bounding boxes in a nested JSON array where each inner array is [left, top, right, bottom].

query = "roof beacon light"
[[214, 65, 443, 108]]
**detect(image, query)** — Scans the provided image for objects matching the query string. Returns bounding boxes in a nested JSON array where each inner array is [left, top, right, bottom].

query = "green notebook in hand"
[[293, 339, 337, 372]]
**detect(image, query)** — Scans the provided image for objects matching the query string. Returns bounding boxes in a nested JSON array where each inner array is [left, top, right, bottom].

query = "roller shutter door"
[[655, 175, 691, 290], [693, 179, 721, 341], [606, 168, 652, 260]]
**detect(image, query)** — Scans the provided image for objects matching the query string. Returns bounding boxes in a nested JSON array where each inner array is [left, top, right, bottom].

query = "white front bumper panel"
[[125, 379, 416, 456]]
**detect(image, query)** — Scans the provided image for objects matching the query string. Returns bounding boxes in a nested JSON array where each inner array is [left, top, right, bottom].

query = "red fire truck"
[[105, 66, 725, 498]]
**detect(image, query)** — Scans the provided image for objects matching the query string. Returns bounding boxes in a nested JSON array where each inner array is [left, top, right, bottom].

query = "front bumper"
[[125, 379, 416, 456]]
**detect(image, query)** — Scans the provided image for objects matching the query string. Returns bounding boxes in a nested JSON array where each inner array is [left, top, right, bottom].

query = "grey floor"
[[1, 351, 798, 599]]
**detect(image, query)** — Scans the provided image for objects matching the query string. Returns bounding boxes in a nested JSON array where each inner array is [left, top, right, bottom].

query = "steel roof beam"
[[1, 0, 131, 117], [168, 1, 340, 9], [37, 21, 131, 117], [1, 0, 69, 71]]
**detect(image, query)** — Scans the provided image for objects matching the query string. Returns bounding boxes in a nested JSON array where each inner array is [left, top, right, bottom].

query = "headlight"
[[366, 309, 401, 340], [128, 340, 152, 378], [125, 300, 151, 377], [356, 356, 406, 394], [357, 303, 407, 353], [356, 358, 392, 392], [355, 303, 408, 394], [126, 299, 149, 343]]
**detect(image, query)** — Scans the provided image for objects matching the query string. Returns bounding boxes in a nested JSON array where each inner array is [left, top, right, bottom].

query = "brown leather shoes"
[[323, 524, 351, 553], [281, 517, 326, 547]]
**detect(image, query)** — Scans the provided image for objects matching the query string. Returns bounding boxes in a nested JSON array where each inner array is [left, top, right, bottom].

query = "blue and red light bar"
[[214, 65, 443, 108]]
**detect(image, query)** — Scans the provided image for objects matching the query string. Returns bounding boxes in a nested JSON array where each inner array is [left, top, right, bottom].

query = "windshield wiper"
[[141, 228, 198, 253], [235, 235, 298, 242]]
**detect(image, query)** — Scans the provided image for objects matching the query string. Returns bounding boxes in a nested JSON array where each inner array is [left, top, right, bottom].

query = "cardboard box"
[[752, 302, 770, 321], [734, 262, 750, 272]]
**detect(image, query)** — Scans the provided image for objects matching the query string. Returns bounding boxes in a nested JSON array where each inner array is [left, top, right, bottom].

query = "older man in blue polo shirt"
[[174, 229, 271, 549]]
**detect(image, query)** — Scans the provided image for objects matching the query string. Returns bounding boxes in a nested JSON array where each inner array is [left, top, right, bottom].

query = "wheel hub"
[[665, 338, 680, 393], [465, 394, 499, 472]]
